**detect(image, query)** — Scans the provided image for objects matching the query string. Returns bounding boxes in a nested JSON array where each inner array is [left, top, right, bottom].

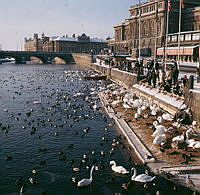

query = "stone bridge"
[[0, 50, 74, 64]]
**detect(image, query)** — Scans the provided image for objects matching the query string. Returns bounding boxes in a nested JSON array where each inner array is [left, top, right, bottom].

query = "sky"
[[0, 0, 144, 50]]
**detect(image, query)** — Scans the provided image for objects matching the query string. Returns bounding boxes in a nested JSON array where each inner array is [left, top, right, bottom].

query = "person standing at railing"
[[152, 68, 157, 88], [159, 69, 166, 88], [166, 66, 173, 87], [172, 62, 179, 85]]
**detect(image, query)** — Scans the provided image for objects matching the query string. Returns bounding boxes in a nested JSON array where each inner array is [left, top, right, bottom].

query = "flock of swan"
[[104, 83, 199, 151], [76, 160, 155, 187], [1, 65, 198, 194]]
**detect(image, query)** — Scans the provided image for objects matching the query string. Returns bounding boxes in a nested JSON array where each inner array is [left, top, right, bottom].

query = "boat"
[[83, 74, 107, 80], [0, 58, 15, 64]]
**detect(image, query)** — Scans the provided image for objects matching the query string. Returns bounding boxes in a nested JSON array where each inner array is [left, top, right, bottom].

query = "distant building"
[[110, 0, 200, 61], [24, 33, 107, 54]]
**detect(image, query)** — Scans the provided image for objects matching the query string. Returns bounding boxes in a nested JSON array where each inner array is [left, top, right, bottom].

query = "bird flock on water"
[[0, 67, 196, 194]]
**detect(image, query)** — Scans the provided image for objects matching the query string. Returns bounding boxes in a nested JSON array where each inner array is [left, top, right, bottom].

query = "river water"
[[0, 63, 194, 195]]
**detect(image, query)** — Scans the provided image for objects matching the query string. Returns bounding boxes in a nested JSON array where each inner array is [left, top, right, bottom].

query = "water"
[[0, 63, 195, 195]]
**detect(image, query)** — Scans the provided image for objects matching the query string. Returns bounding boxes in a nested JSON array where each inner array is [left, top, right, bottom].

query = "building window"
[[180, 35, 184, 41], [171, 35, 177, 42], [185, 34, 191, 41], [193, 33, 200, 40]]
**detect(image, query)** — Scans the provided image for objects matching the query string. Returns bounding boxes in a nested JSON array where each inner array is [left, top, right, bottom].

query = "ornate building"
[[25, 33, 107, 55], [112, 0, 200, 58]]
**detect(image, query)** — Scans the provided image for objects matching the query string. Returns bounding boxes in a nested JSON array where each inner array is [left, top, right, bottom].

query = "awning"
[[126, 57, 137, 61], [157, 46, 198, 56]]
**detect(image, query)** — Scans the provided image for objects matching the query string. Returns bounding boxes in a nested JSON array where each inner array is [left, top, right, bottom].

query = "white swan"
[[122, 103, 131, 109], [111, 100, 121, 107], [20, 184, 24, 195], [172, 129, 194, 143], [162, 113, 173, 121], [134, 113, 140, 120], [110, 160, 129, 174], [193, 141, 200, 149], [157, 116, 164, 123], [131, 167, 156, 183], [141, 105, 147, 111], [137, 107, 142, 115], [151, 109, 157, 116], [152, 129, 165, 137], [132, 99, 141, 108], [153, 121, 166, 131], [153, 134, 166, 145], [77, 165, 95, 187], [172, 135, 184, 143]]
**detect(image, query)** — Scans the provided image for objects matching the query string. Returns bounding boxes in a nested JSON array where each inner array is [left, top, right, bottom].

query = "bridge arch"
[[30, 56, 43, 64], [52, 56, 67, 64]]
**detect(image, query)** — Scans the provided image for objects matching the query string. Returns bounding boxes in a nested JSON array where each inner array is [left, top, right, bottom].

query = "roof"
[[53, 36, 105, 43], [54, 37, 78, 42], [90, 38, 105, 43]]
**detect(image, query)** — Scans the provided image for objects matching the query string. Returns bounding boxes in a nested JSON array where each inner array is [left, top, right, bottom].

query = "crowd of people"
[[141, 59, 193, 97], [97, 56, 194, 97]]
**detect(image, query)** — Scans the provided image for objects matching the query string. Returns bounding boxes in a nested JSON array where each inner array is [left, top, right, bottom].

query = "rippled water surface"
[[0, 63, 194, 195]]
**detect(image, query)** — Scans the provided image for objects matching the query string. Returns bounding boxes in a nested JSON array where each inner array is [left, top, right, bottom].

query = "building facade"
[[25, 33, 107, 55], [111, 0, 200, 59]]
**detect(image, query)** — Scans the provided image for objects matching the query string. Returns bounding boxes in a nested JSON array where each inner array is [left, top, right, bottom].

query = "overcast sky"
[[0, 0, 144, 50]]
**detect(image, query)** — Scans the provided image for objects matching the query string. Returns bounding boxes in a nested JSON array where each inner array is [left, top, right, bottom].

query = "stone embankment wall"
[[190, 91, 200, 122], [72, 53, 92, 67]]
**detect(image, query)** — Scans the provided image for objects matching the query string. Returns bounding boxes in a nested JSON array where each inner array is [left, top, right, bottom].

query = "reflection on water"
[[0, 63, 194, 195]]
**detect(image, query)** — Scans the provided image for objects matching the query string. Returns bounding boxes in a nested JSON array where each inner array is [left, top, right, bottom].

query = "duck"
[[72, 167, 80, 172], [186, 175, 195, 187], [110, 161, 129, 174], [77, 165, 95, 187], [32, 169, 38, 174], [131, 167, 156, 183], [29, 177, 37, 184]]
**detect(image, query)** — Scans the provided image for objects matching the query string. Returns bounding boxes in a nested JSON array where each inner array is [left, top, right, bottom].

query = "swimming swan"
[[131, 167, 156, 183], [77, 165, 95, 187], [110, 160, 129, 174]]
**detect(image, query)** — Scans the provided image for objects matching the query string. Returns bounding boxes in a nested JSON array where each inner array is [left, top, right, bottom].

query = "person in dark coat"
[[147, 69, 152, 86], [173, 63, 179, 85], [152, 68, 157, 88], [182, 75, 188, 88]]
